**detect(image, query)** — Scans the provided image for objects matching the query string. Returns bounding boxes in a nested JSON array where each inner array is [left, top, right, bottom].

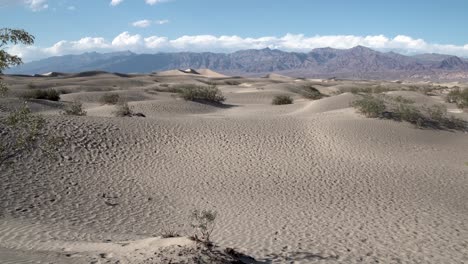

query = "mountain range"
[[6, 46, 468, 81]]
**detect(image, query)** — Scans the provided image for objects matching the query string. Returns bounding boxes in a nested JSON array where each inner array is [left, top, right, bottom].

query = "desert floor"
[[0, 70, 467, 263]]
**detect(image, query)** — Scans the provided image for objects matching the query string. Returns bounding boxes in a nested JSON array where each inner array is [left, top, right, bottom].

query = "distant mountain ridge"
[[7, 46, 468, 81]]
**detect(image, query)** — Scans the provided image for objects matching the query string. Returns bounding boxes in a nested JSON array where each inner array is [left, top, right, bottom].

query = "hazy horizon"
[[11, 45, 468, 65]]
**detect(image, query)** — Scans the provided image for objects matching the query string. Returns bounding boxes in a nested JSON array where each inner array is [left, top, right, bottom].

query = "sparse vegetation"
[[272, 95, 293, 105], [180, 85, 225, 103], [21, 89, 60, 101], [153, 83, 191, 93], [160, 228, 180, 238], [302, 86, 324, 99], [351, 95, 386, 117], [0, 28, 56, 167], [153, 83, 226, 103], [425, 104, 446, 122], [0, 81, 7, 96], [394, 103, 423, 126], [352, 94, 467, 130], [114, 101, 133, 117], [447, 87, 468, 109], [350, 87, 372, 94], [393, 95, 415, 104], [190, 209, 217, 243], [99, 93, 121, 105], [350, 86, 395, 94], [163, 84, 226, 103], [1, 104, 44, 166], [62, 101, 86, 116], [290, 85, 325, 99]]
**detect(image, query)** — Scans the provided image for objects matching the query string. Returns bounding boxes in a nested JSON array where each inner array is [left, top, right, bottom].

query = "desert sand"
[[0, 70, 467, 263]]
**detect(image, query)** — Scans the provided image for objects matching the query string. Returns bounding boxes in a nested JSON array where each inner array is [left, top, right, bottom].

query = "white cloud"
[[67, 6, 76, 11], [110, 0, 123, 6], [24, 0, 48, 11], [132, 19, 152, 28], [8, 33, 468, 62], [145, 0, 169, 5], [144, 36, 168, 48], [155, 19, 169, 25], [110, 0, 170, 6], [111, 32, 142, 47], [132, 19, 169, 27]]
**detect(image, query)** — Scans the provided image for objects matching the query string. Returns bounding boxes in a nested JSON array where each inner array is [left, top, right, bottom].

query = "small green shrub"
[[350, 87, 375, 94], [353, 95, 467, 131], [153, 84, 192, 93], [99, 93, 120, 105], [62, 101, 86, 116], [425, 104, 446, 122], [272, 95, 293, 105], [394, 103, 423, 125], [114, 101, 133, 117], [293, 85, 324, 99], [393, 96, 415, 104], [0, 104, 48, 166], [351, 96, 386, 117], [21, 89, 60, 101], [179, 85, 225, 103]]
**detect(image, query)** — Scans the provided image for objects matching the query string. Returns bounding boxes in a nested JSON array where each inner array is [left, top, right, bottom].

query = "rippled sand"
[[1, 72, 467, 263]]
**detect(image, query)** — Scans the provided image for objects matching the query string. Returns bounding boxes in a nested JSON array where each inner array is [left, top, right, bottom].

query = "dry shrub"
[[21, 89, 60, 101], [62, 101, 86, 116], [272, 95, 293, 105], [99, 93, 120, 105]]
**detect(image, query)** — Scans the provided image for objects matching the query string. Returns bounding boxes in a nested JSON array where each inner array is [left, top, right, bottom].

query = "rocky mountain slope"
[[7, 46, 468, 80]]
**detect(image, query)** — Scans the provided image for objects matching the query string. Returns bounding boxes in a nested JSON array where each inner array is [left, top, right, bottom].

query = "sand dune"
[[264, 73, 294, 81], [155, 69, 228, 79], [0, 72, 467, 263], [196, 69, 229, 78]]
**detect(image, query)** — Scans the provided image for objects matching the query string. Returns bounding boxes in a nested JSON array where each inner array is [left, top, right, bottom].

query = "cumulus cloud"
[[23, 0, 48, 11], [132, 19, 169, 27], [112, 32, 142, 47], [132, 19, 152, 28], [110, 0, 123, 6], [8, 33, 468, 62]]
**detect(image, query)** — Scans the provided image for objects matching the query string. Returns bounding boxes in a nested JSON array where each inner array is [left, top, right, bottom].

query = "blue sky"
[[1, 0, 468, 61]]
